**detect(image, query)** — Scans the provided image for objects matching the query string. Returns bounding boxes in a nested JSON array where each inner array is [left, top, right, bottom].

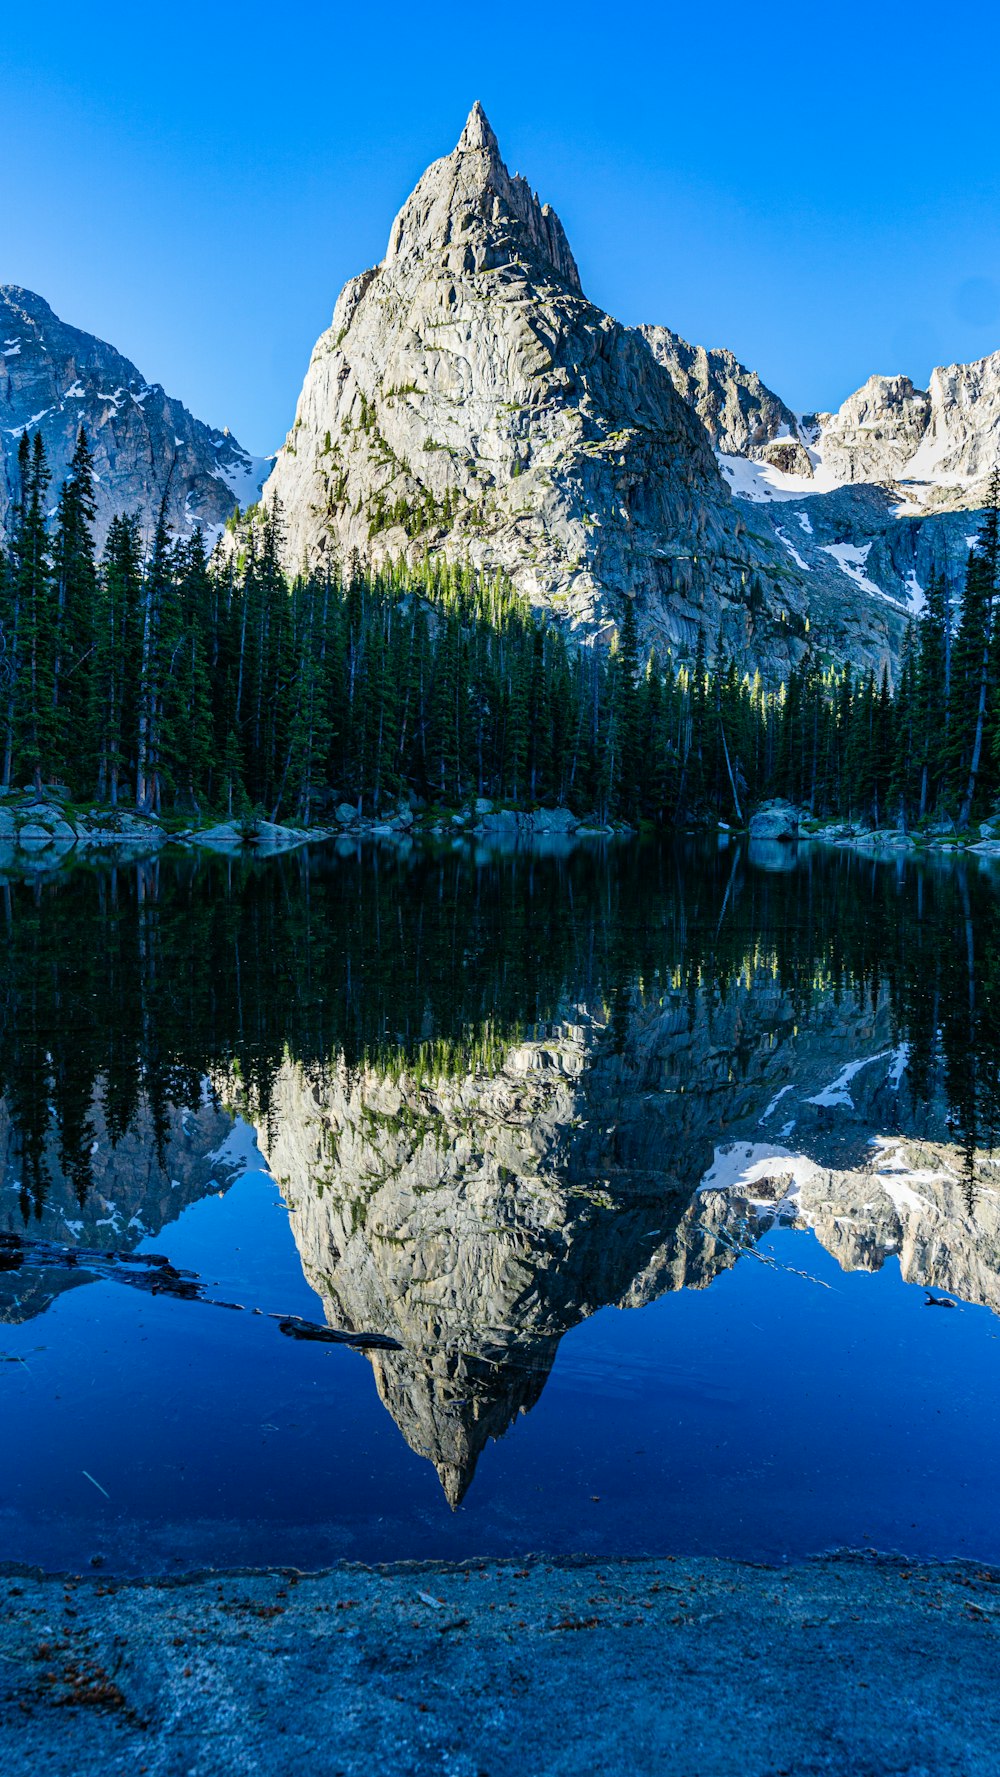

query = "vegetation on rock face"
[[2, 429, 1000, 829]]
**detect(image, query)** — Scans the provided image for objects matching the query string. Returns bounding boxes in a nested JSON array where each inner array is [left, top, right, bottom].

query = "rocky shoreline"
[[8, 786, 999, 875], [1, 1553, 997, 1775], [0, 793, 634, 873], [748, 797, 1000, 860]]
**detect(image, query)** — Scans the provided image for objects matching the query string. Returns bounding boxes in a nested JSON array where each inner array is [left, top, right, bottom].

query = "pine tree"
[[51, 427, 98, 781], [92, 514, 142, 804], [916, 572, 949, 818], [956, 471, 1000, 826], [11, 432, 57, 792]]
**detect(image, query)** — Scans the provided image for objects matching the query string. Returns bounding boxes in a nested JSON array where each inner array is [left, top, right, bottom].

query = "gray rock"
[[189, 821, 243, 850], [17, 818, 76, 850], [77, 810, 165, 848], [335, 803, 358, 827], [749, 801, 799, 842], [815, 357, 1000, 501], [260, 105, 879, 672], [531, 807, 577, 833], [641, 325, 798, 459], [0, 286, 269, 550], [251, 821, 310, 852]]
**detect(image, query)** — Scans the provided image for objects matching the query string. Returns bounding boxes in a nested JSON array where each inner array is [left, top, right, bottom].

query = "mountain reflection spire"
[[3, 841, 1000, 1500]]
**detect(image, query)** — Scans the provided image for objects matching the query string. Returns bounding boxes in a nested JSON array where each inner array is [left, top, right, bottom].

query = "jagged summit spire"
[[457, 100, 499, 156], [380, 101, 582, 295]]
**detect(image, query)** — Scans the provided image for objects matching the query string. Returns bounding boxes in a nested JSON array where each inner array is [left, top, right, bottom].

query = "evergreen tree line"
[[3, 427, 1000, 828]]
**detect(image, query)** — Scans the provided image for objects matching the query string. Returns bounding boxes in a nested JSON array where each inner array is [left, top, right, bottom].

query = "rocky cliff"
[[640, 325, 802, 464], [810, 354, 1000, 504], [681, 343, 1000, 618], [0, 286, 269, 549], [261, 106, 903, 674]]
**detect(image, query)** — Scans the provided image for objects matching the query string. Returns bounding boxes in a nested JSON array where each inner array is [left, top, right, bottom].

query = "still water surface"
[[2, 836, 999, 1572]]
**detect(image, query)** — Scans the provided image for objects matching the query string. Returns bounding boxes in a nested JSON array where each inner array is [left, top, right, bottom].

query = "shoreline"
[[0, 795, 636, 872], [2, 1551, 997, 1774], [5, 788, 1000, 874]]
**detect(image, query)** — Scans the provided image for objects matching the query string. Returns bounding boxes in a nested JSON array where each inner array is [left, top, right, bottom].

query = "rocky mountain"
[[0, 285, 269, 550], [9, 109, 1000, 671], [669, 340, 1000, 621], [262, 106, 905, 676], [710, 363, 1000, 513], [639, 325, 805, 468]]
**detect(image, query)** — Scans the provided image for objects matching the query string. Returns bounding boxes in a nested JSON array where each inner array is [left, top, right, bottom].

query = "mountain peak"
[[382, 103, 582, 296], [457, 100, 499, 156], [1, 284, 57, 323], [0, 285, 268, 547]]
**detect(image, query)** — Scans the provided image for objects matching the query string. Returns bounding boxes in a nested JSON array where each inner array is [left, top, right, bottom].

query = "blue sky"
[[2, 1, 997, 456]]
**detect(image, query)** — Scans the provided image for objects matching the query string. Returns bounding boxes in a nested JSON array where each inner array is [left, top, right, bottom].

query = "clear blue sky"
[[3, 1, 997, 456]]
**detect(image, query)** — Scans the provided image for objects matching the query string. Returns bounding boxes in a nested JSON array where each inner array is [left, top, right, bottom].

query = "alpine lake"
[[2, 830, 999, 1576]]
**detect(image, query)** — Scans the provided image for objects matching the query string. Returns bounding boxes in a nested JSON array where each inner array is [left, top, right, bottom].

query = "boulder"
[[189, 822, 243, 850], [77, 811, 165, 848], [17, 818, 77, 850], [531, 807, 577, 834], [335, 804, 358, 827], [749, 801, 799, 842], [251, 821, 310, 852]]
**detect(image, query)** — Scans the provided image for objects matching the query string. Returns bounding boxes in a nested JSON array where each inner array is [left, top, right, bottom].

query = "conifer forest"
[[4, 426, 1000, 831]]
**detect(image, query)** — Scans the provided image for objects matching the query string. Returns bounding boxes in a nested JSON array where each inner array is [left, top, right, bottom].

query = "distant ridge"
[[0, 285, 270, 548]]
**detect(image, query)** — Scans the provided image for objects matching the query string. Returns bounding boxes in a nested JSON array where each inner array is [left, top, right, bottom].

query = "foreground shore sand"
[[2, 1554, 998, 1774]]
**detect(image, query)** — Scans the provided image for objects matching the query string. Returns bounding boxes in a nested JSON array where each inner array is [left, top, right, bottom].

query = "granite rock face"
[[262, 106, 905, 673], [0, 286, 269, 549], [660, 341, 1000, 622], [265, 104, 734, 652], [818, 375, 933, 486], [640, 325, 799, 460], [816, 354, 1000, 502]]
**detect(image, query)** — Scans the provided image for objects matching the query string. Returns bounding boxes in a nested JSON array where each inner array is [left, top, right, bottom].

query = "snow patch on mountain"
[[819, 541, 883, 598], [220, 449, 274, 513], [775, 526, 810, 570], [697, 1140, 822, 1208]]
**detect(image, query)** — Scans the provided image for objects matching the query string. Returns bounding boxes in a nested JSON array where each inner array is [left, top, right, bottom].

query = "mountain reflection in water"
[[2, 837, 1000, 1523]]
